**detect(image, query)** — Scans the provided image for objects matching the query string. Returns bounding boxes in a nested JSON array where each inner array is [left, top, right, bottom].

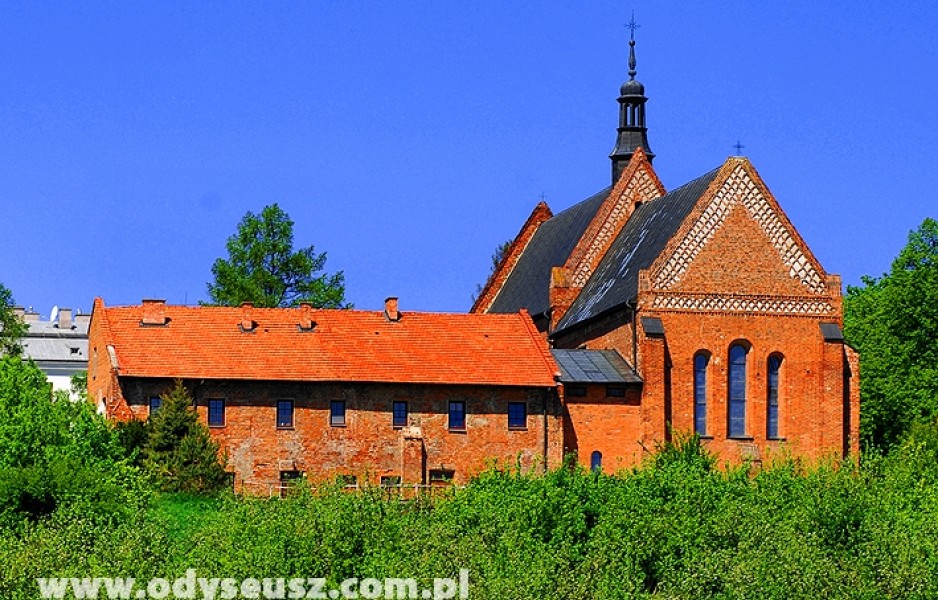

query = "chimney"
[[298, 302, 316, 331], [75, 312, 91, 327], [24, 309, 40, 323], [12, 306, 24, 321], [57, 308, 73, 330], [240, 302, 256, 332], [384, 297, 401, 322], [141, 299, 168, 326]]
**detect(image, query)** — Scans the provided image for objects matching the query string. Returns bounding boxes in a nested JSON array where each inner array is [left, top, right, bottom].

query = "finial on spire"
[[626, 12, 639, 80], [733, 140, 746, 155]]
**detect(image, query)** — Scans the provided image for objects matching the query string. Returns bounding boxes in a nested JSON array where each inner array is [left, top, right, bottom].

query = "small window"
[[148, 397, 162, 418], [429, 469, 455, 485], [380, 475, 402, 487], [277, 399, 294, 429], [694, 353, 709, 436], [508, 402, 527, 429], [208, 398, 225, 427], [337, 474, 358, 488], [606, 386, 626, 398], [566, 385, 587, 397], [392, 401, 408, 428], [728, 344, 748, 438], [330, 400, 346, 427], [590, 450, 603, 472], [767, 355, 782, 439], [448, 401, 466, 431], [279, 470, 302, 497]]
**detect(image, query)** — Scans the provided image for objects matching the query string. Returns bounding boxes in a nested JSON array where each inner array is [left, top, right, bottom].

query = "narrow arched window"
[[694, 353, 709, 435], [728, 344, 748, 437], [590, 451, 602, 472], [767, 355, 782, 439]]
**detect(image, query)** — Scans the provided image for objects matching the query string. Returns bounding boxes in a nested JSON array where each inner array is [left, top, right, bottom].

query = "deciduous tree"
[[844, 217, 938, 450], [0, 282, 26, 356]]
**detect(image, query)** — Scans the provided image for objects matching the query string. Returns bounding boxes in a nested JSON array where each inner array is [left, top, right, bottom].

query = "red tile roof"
[[91, 298, 559, 387]]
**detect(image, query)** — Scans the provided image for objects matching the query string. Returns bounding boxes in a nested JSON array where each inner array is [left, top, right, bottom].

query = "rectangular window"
[[208, 398, 225, 427], [392, 401, 408, 428], [448, 401, 466, 431], [380, 475, 402, 487], [337, 474, 358, 488], [566, 385, 587, 397], [330, 400, 346, 426], [148, 397, 162, 418], [279, 470, 301, 497], [507, 402, 527, 429], [429, 469, 455, 485], [606, 386, 626, 398], [277, 399, 294, 429]]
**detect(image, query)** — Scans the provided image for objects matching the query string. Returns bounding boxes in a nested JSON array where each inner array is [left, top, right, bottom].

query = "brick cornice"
[[471, 201, 553, 314]]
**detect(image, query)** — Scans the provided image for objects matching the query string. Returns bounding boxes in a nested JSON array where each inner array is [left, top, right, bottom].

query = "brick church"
[[88, 34, 858, 489], [472, 32, 859, 469]]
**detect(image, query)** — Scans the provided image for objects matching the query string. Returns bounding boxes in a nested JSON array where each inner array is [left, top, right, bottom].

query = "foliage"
[[844, 217, 938, 450], [207, 203, 347, 308], [5, 438, 938, 597], [472, 239, 512, 304], [0, 282, 27, 356], [0, 356, 144, 527], [142, 380, 228, 494]]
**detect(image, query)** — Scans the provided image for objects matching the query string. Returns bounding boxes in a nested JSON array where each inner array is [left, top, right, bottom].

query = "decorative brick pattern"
[[650, 293, 835, 315], [566, 149, 665, 288], [653, 164, 827, 294]]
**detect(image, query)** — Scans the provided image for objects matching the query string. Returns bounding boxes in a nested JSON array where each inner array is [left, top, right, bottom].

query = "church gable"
[[564, 148, 665, 288], [650, 158, 829, 298]]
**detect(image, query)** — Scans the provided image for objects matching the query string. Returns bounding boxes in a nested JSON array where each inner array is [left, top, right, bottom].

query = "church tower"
[[610, 19, 655, 182]]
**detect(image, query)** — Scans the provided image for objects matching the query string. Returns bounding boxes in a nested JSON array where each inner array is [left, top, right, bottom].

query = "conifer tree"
[[143, 380, 227, 494]]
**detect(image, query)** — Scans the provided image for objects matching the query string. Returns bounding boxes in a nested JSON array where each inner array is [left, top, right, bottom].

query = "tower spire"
[[610, 13, 655, 182]]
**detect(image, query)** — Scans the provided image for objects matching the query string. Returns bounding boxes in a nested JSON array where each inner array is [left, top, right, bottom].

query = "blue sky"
[[1, 2, 935, 316]]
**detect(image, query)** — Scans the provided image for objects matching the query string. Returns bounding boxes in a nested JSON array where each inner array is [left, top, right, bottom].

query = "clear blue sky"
[[1, 2, 935, 316]]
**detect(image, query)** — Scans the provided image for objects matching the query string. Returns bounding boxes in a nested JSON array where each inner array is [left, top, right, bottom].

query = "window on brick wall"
[[277, 399, 294, 428], [590, 450, 603, 472], [767, 354, 783, 439], [508, 402, 527, 429], [330, 400, 346, 427], [429, 469, 455, 485], [392, 401, 408, 428], [728, 343, 749, 437], [694, 353, 709, 436], [148, 397, 162, 419], [448, 401, 466, 431], [208, 398, 225, 427]]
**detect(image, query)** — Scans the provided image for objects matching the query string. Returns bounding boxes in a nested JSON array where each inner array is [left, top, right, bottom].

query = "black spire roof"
[[610, 17, 654, 182]]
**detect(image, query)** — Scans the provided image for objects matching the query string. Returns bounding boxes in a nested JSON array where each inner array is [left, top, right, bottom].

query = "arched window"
[[728, 344, 748, 437], [694, 353, 709, 435], [590, 451, 602, 472], [767, 354, 782, 439]]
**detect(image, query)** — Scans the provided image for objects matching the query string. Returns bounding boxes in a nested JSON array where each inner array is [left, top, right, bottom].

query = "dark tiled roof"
[[820, 323, 845, 342], [488, 186, 612, 317], [556, 168, 720, 332], [551, 349, 641, 384], [640, 316, 665, 337]]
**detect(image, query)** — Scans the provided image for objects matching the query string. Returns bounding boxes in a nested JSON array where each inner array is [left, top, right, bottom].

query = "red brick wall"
[[118, 378, 563, 489], [562, 383, 644, 473]]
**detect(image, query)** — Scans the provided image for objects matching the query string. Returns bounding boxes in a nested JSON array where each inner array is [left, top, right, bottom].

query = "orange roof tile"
[[92, 299, 559, 388]]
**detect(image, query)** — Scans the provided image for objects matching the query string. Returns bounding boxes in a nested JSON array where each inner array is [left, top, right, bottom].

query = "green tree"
[[207, 203, 347, 308], [0, 282, 27, 356], [143, 380, 228, 494], [844, 217, 938, 450], [472, 239, 512, 305]]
